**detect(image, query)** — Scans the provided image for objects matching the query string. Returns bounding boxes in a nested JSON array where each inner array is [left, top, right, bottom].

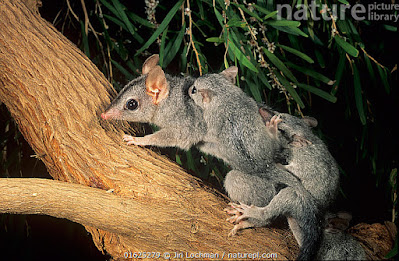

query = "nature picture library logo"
[[276, 1, 399, 23]]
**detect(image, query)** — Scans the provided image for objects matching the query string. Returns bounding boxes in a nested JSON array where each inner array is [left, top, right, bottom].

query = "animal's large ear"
[[142, 54, 160, 75], [145, 66, 169, 105], [302, 116, 318, 128], [199, 89, 214, 104], [258, 106, 274, 123], [220, 66, 238, 84]]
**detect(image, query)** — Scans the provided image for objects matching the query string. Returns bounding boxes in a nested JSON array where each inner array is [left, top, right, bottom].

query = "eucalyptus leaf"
[[278, 44, 314, 63], [297, 83, 337, 103], [271, 25, 308, 37], [206, 37, 224, 43], [274, 70, 305, 108], [163, 25, 185, 67], [159, 27, 168, 67], [111, 59, 134, 81], [266, 20, 301, 27], [332, 52, 346, 95], [334, 35, 359, 57], [228, 38, 258, 73], [231, 3, 263, 22], [353, 64, 366, 125], [112, 0, 137, 36], [287, 62, 334, 85], [377, 66, 390, 94], [264, 48, 298, 84], [136, 0, 183, 55]]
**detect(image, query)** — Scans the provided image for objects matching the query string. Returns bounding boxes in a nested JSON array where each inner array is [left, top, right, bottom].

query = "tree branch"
[[1, 178, 158, 236]]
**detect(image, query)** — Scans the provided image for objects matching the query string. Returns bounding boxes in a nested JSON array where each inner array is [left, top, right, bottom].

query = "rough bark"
[[0, 0, 298, 259], [0, 0, 395, 260]]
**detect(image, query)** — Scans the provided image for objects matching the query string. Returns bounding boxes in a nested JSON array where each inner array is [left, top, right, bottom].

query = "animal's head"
[[101, 54, 169, 123], [188, 66, 238, 108]]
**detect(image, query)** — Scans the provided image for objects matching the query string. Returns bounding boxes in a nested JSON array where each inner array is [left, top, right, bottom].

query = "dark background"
[[1, 0, 397, 260]]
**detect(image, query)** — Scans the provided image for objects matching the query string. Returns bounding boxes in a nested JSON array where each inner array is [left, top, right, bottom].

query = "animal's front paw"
[[266, 115, 282, 139], [123, 135, 149, 146]]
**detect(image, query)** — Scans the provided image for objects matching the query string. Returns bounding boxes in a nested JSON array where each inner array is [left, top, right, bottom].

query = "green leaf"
[[363, 53, 376, 82], [127, 12, 155, 28], [99, 0, 119, 18], [332, 52, 346, 95], [334, 35, 359, 57], [125, 60, 139, 76], [159, 27, 168, 67], [231, 3, 263, 22], [347, 20, 361, 43], [114, 39, 129, 61], [377, 66, 390, 94], [353, 63, 366, 125], [196, 0, 205, 19], [297, 83, 337, 103], [259, 71, 273, 90], [338, 0, 349, 4], [163, 25, 185, 67], [136, 0, 183, 55], [227, 18, 246, 28], [228, 38, 258, 73], [253, 4, 272, 15], [206, 37, 224, 43], [181, 44, 188, 70], [336, 20, 350, 35], [383, 24, 398, 32], [278, 44, 314, 63], [273, 70, 305, 108], [80, 21, 90, 58], [271, 25, 308, 37], [213, 6, 224, 27], [111, 0, 136, 36], [314, 49, 325, 68], [264, 48, 298, 83], [287, 62, 335, 85], [175, 153, 182, 165], [264, 10, 278, 20], [247, 76, 263, 102], [111, 59, 134, 80], [186, 150, 196, 172], [266, 20, 301, 27], [103, 14, 127, 31]]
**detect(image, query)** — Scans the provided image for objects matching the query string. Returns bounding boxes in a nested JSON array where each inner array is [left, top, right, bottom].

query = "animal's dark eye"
[[191, 86, 197, 94], [125, 99, 138, 110]]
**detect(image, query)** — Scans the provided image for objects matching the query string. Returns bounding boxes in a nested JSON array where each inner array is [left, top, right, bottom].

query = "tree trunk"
[[0, 1, 395, 260], [0, 0, 298, 259]]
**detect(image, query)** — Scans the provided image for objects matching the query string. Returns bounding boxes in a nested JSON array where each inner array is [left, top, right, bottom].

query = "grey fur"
[[317, 212, 366, 260], [189, 70, 322, 260], [102, 55, 207, 150], [258, 107, 340, 248]]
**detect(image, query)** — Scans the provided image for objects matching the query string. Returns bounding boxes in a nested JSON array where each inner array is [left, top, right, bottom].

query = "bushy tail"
[[295, 205, 323, 260]]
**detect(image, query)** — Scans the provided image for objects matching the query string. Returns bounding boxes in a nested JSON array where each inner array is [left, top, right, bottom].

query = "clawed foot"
[[224, 202, 256, 236], [228, 202, 256, 224], [266, 115, 283, 139], [228, 220, 254, 237], [224, 202, 243, 223], [123, 135, 148, 146]]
